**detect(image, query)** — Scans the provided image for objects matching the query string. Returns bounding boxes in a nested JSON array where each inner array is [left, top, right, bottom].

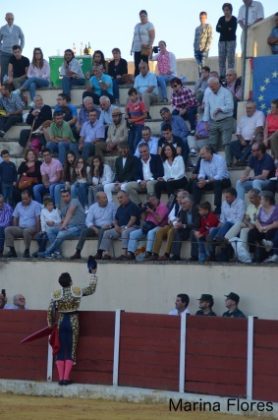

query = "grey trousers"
[[5, 226, 37, 249], [208, 117, 234, 166], [75, 226, 106, 252], [125, 180, 157, 205], [99, 226, 138, 253]]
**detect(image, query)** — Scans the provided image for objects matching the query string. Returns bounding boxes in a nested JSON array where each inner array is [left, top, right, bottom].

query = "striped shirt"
[[0, 203, 13, 228]]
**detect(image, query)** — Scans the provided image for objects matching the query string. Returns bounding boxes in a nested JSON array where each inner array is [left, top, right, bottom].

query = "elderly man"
[[169, 294, 190, 316], [98, 96, 117, 128], [19, 94, 52, 148], [77, 96, 99, 132], [38, 189, 85, 259], [134, 61, 158, 118], [97, 190, 141, 260], [203, 76, 234, 166], [225, 69, 242, 101], [134, 125, 158, 158], [0, 13, 25, 83], [0, 194, 13, 256], [4, 189, 41, 258], [192, 145, 231, 214], [126, 143, 163, 205], [70, 191, 117, 260], [236, 142, 275, 200], [0, 82, 24, 137], [238, 0, 264, 30], [78, 109, 105, 161], [95, 107, 128, 157], [170, 195, 200, 261], [4, 294, 27, 310], [230, 101, 264, 165], [85, 65, 114, 105]]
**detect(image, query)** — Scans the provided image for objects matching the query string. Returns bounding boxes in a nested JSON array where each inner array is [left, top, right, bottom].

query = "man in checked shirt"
[[170, 77, 198, 134]]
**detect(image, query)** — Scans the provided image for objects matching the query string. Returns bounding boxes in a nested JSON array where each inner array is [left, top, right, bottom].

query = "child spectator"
[[0, 150, 17, 205], [33, 197, 61, 257], [125, 87, 147, 154], [193, 201, 219, 262]]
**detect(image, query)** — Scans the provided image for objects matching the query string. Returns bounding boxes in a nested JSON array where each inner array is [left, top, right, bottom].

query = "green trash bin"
[[49, 56, 92, 88]]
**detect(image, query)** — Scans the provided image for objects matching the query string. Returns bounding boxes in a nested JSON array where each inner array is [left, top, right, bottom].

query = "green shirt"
[[49, 121, 75, 142]]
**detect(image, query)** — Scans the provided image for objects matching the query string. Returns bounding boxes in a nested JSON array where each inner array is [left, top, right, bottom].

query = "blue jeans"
[[128, 125, 144, 154], [198, 237, 208, 262], [0, 226, 5, 252], [127, 226, 160, 254], [46, 141, 78, 165], [33, 183, 59, 204], [157, 74, 173, 100], [1, 183, 14, 206], [230, 140, 251, 163], [236, 179, 271, 201], [71, 182, 88, 208], [54, 183, 65, 208], [20, 77, 49, 100], [62, 77, 85, 97], [194, 50, 208, 76], [82, 142, 96, 161], [44, 225, 82, 255], [112, 79, 119, 100]]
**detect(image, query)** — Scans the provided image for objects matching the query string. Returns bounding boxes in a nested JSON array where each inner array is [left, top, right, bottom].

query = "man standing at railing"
[[238, 0, 264, 50]]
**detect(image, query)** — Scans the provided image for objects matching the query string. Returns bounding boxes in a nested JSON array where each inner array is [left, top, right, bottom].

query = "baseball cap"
[[225, 292, 240, 303], [197, 294, 214, 303]]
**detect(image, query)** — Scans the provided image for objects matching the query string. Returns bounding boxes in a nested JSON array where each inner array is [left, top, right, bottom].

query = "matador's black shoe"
[[87, 255, 97, 273]]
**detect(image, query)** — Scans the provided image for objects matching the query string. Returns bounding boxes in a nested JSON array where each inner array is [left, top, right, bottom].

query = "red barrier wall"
[[253, 320, 278, 402], [118, 313, 180, 391], [185, 316, 247, 397]]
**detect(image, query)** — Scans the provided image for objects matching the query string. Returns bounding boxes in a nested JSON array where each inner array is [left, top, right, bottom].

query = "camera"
[[152, 46, 160, 54]]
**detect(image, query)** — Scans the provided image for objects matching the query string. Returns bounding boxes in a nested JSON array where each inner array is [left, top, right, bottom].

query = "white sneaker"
[[263, 254, 278, 263], [262, 239, 273, 253]]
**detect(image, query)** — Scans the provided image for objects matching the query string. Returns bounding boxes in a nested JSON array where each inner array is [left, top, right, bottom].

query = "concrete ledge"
[[0, 380, 277, 417]]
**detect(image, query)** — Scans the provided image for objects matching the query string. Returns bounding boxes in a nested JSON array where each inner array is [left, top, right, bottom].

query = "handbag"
[[18, 175, 38, 190], [141, 45, 152, 57]]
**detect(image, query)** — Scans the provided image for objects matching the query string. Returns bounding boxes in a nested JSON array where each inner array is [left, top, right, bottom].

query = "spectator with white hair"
[[98, 96, 117, 133], [4, 294, 27, 310], [203, 76, 234, 166], [0, 12, 25, 83], [76, 96, 99, 132], [230, 101, 264, 166]]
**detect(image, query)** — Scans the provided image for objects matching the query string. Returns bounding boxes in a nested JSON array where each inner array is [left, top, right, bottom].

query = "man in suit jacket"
[[103, 142, 140, 201], [125, 143, 164, 205], [170, 195, 200, 261]]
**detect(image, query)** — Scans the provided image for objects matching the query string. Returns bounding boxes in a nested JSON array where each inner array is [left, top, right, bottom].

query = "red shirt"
[[198, 212, 219, 237], [266, 114, 278, 135], [126, 99, 146, 125]]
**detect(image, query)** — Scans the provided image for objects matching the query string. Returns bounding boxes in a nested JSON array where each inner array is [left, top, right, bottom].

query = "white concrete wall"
[[0, 260, 277, 320]]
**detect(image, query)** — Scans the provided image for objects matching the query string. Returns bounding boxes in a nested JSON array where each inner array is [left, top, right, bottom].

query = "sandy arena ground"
[[0, 394, 268, 420]]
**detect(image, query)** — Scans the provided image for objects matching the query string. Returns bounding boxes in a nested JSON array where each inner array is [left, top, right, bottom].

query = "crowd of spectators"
[[0, 4, 277, 266]]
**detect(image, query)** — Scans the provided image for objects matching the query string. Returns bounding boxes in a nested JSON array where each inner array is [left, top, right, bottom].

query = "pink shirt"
[[40, 158, 63, 184], [146, 202, 169, 227]]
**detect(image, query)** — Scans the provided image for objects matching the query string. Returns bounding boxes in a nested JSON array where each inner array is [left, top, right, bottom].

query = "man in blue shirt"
[[79, 110, 105, 160], [4, 189, 41, 258], [84, 65, 114, 105], [97, 190, 140, 259]]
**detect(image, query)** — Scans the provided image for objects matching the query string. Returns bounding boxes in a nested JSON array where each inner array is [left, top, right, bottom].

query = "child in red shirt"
[[125, 87, 147, 154], [193, 201, 219, 262]]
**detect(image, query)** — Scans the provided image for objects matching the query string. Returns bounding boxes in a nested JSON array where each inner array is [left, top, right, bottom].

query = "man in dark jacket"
[[170, 195, 200, 261], [125, 143, 164, 205], [104, 142, 140, 201]]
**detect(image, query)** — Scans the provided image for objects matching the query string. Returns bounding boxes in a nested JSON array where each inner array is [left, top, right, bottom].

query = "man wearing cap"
[[94, 107, 128, 158], [223, 292, 246, 318], [169, 293, 190, 316], [195, 294, 217, 316]]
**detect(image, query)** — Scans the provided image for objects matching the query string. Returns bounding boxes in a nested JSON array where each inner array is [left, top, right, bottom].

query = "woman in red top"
[[264, 99, 278, 161], [193, 201, 219, 262]]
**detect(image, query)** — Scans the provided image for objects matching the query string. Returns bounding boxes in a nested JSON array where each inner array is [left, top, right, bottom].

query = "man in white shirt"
[[192, 145, 231, 214], [134, 61, 158, 117], [238, 0, 264, 50], [134, 126, 158, 158], [125, 143, 164, 205], [169, 293, 190, 316], [203, 77, 234, 166], [230, 101, 264, 165]]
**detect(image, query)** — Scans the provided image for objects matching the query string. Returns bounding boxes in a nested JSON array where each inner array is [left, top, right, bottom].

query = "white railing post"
[[46, 341, 53, 382], [113, 309, 122, 386], [179, 312, 187, 393], [246, 316, 255, 400]]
